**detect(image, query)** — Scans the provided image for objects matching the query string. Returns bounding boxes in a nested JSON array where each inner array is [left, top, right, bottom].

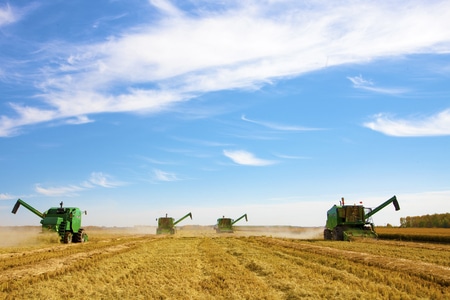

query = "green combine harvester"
[[215, 214, 248, 233], [324, 195, 400, 241], [11, 199, 88, 243], [156, 212, 192, 234]]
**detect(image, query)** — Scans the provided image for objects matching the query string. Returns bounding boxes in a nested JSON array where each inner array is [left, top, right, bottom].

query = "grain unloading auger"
[[11, 199, 88, 243], [215, 214, 248, 233], [156, 212, 192, 234], [324, 195, 400, 241]]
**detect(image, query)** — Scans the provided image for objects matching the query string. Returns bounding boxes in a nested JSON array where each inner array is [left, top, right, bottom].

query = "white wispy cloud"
[[223, 149, 276, 166], [152, 169, 180, 182], [35, 172, 124, 196], [172, 136, 232, 147], [136, 155, 175, 165], [348, 75, 408, 95], [149, 0, 184, 17], [0, 4, 17, 27], [364, 109, 450, 136], [92, 13, 128, 29], [35, 184, 86, 197], [88, 172, 124, 188], [273, 153, 310, 160], [1, 1, 450, 136], [241, 115, 321, 131], [64, 115, 94, 125], [0, 193, 15, 200]]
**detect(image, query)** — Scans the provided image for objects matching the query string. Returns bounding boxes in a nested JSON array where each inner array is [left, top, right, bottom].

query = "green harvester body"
[[11, 199, 88, 243], [215, 214, 248, 233], [324, 195, 400, 241], [156, 212, 192, 234]]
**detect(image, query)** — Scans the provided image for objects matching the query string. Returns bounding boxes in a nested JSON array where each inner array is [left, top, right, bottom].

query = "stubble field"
[[0, 226, 449, 299]]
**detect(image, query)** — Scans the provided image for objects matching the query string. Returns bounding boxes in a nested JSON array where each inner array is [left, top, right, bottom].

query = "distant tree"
[[399, 213, 450, 228], [442, 217, 449, 228]]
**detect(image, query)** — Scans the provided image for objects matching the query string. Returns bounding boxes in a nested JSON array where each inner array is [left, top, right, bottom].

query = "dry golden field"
[[377, 227, 450, 243], [377, 227, 450, 236], [0, 226, 449, 299]]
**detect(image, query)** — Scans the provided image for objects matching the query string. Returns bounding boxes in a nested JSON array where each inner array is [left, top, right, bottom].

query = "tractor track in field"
[[250, 236, 450, 287], [1, 231, 449, 299], [1, 235, 449, 286], [0, 235, 150, 281]]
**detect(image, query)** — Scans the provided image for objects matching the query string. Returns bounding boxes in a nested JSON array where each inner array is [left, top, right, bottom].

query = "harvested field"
[[377, 227, 450, 243], [377, 227, 450, 236], [0, 226, 449, 299]]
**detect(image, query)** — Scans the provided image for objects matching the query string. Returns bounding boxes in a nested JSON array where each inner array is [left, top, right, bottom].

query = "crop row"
[[376, 227, 450, 244], [1, 232, 448, 299]]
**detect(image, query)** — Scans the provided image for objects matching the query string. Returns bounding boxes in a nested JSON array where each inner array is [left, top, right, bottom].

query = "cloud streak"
[[0, 4, 17, 27], [35, 184, 87, 197], [88, 172, 123, 188], [0, 193, 15, 201], [64, 115, 94, 125], [1, 1, 450, 136], [364, 110, 450, 136], [347, 75, 408, 95], [152, 169, 180, 182], [35, 172, 124, 196], [241, 115, 321, 131], [223, 149, 276, 166]]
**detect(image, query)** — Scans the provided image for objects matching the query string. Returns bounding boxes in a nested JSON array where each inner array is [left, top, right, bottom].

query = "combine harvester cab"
[[156, 212, 192, 234], [215, 214, 248, 233], [324, 196, 400, 241], [11, 199, 88, 243]]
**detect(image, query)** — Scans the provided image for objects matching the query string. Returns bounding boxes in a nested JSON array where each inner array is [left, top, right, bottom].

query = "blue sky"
[[1, 0, 449, 227]]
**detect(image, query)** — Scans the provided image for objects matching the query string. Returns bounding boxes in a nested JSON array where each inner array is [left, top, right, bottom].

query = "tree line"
[[400, 213, 450, 228]]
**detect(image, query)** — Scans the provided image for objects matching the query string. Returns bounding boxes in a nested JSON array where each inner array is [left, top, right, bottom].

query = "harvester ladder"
[[58, 221, 66, 236]]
